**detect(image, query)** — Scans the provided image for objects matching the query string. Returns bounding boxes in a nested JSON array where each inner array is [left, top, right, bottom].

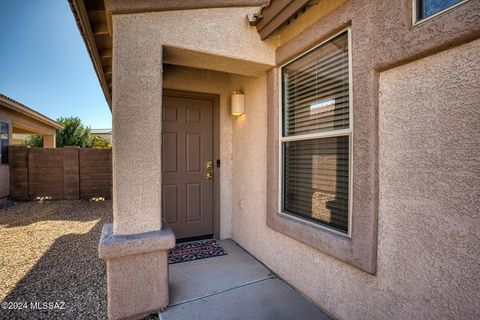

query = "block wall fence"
[[8, 146, 112, 201]]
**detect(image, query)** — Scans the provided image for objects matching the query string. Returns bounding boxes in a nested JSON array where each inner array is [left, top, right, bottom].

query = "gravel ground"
[[0, 200, 158, 320]]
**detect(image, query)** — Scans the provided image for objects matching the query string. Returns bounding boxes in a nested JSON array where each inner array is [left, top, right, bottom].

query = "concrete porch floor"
[[161, 240, 332, 320]]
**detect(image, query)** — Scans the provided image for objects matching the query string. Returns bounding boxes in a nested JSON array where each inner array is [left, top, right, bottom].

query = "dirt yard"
[[0, 200, 159, 320]]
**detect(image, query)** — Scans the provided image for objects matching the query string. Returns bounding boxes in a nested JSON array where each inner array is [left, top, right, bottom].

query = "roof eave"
[[0, 94, 65, 130], [69, 0, 112, 111]]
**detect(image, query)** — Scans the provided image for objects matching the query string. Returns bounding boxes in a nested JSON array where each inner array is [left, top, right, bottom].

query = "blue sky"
[[0, 0, 111, 129]]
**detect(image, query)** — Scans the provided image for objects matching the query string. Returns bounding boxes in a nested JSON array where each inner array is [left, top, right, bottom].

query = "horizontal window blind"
[[283, 136, 349, 231], [282, 33, 349, 136], [281, 31, 350, 234]]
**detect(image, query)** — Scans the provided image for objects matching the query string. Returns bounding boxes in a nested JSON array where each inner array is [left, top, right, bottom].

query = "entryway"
[[161, 90, 220, 240], [162, 240, 332, 320]]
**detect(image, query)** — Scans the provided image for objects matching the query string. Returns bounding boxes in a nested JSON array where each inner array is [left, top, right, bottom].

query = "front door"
[[162, 92, 215, 239]]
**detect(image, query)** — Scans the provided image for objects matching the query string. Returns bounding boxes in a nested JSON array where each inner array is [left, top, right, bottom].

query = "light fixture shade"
[[231, 91, 245, 116]]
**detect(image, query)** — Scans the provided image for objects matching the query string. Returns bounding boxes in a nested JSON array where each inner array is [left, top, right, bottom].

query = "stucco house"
[[69, 0, 480, 319], [0, 94, 64, 200], [92, 128, 113, 142]]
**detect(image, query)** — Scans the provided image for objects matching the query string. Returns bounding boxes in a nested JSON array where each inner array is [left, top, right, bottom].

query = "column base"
[[99, 221, 176, 320]]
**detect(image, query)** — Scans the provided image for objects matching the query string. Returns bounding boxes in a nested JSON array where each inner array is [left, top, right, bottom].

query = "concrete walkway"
[[161, 240, 332, 320]]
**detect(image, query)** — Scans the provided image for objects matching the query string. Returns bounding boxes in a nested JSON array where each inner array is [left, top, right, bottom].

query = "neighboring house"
[[91, 128, 112, 142], [11, 133, 30, 145], [70, 0, 480, 319], [0, 94, 64, 200]]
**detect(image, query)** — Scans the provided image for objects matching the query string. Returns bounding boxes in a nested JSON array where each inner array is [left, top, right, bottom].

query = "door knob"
[[205, 172, 213, 180]]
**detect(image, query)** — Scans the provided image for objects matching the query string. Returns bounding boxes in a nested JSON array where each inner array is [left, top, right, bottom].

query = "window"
[[1, 122, 9, 164], [280, 30, 351, 235], [415, 0, 469, 22]]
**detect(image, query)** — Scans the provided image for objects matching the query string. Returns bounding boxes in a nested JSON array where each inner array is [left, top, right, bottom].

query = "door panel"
[[163, 185, 178, 223], [163, 133, 178, 172], [186, 183, 201, 222], [186, 133, 201, 172], [162, 95, 214, 239]]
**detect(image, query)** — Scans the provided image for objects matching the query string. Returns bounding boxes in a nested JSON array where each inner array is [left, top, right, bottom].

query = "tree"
[[91, 135, 112, 149], [22, 116, 94, 148], [22, 134, 43, 147], [55, 117, 92, 148]]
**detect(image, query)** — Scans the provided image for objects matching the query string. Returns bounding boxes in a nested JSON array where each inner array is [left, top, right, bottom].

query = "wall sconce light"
[[231, 91, 245, 116]]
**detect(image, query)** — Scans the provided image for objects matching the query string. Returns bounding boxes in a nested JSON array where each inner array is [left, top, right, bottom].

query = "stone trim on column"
[[99, 220, 175, 320]]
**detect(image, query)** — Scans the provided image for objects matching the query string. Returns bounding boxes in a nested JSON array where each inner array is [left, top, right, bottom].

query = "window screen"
[[281, 31, 350, 234]]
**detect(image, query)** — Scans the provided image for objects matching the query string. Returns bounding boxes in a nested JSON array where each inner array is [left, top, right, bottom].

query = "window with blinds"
[[280, 31, 351, 235]]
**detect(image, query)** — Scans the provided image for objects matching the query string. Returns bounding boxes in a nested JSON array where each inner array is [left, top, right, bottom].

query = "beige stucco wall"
[[229, 39, 480, 320], [111, 5, 278, 236], [110, 3, 479, 318], [114, 7, 276, 77], [163, 65, 234, 239], [230, 73, 268, 243], [112, 16, 164, 235], [109, 3, 349, 237]]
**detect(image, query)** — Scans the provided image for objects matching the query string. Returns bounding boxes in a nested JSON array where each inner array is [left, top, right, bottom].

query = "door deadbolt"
[[206, 160, 213, 169]]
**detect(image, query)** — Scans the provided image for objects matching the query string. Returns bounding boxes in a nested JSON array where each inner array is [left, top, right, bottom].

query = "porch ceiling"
[[164, 46, 273, 77], [11, 123, 54, 136], [12, 126, 40, 135]]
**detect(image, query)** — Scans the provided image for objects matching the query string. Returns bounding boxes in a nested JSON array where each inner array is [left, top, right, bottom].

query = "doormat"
[[168, 239, 227, 264]]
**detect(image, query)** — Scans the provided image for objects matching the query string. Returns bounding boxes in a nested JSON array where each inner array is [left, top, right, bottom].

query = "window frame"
[[0, 121, 10, 165], [412, 0, 471, 25], [278, 28, 353, 238]]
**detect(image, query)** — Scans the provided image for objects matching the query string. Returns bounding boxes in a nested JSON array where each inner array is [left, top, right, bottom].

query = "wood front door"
[[162, 92, 216, 239]]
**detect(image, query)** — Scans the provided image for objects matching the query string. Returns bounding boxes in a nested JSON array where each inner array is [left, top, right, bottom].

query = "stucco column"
[[98, 15, 175, 320], [43, 134, 55, 148], [111, 22, 163, 236]]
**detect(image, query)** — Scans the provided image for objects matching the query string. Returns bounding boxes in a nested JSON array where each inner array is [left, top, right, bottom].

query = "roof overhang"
[[254, 0, 310, 40], [69, 0, 112, 110], [0, 94, 65, 130], [69, 0, 306, 108], [69, 0, 270, 110]]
